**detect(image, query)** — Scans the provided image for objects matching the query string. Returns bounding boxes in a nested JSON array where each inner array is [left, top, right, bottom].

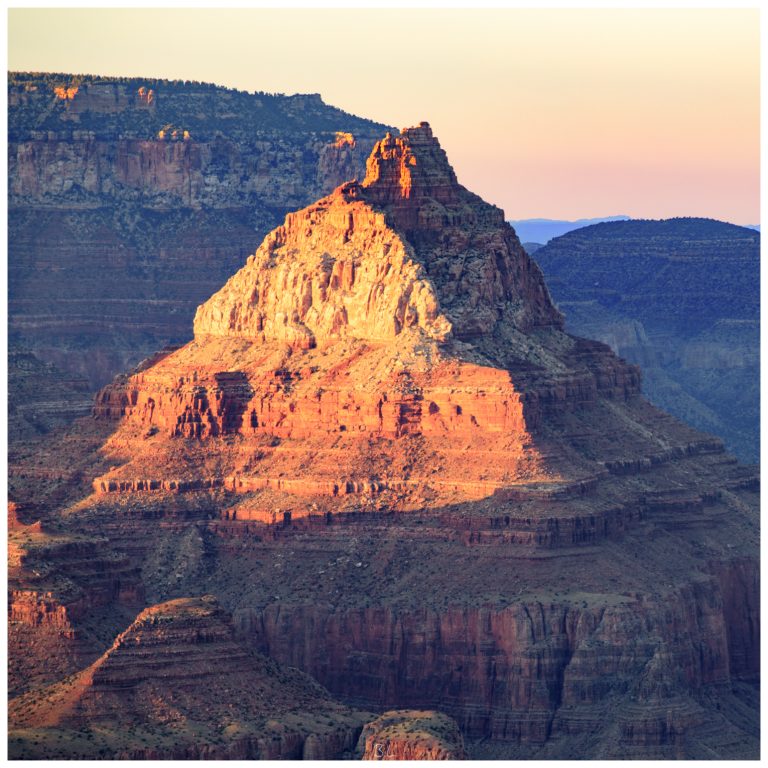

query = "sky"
[[7, 7, 760, 225]]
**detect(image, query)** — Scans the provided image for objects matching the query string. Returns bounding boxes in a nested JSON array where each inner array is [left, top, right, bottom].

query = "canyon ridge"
[[534, 218, 759, 463], [8, 122, 759, 759], [8, 73, 391, 390]]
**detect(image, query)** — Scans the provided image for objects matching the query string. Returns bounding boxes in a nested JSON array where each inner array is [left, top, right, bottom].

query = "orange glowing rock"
[[92, 123, 634, 517], [53, 85, 78, 100], [136, 86, 155, 106], [334, 131, 355, 148]]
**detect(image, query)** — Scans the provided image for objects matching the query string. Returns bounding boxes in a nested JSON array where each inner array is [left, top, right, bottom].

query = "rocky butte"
[[9, 123, 759, 759]]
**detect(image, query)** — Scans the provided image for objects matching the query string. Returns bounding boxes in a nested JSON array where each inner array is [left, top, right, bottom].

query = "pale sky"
[[8, 8, 760, 224]]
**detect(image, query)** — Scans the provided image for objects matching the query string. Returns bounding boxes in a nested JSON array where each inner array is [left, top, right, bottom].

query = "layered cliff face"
[[533, 219, 760, 463], [192, 187, 452, 347], [8, 73, 392, 390], [192, 123, 561, 349], [8, 503, 144, 697], [8, 596, 373, 759], [8, 349, 92, 442], [10, 124, 759, 759]]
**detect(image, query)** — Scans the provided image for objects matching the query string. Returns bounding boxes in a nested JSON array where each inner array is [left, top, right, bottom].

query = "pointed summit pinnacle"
[[361, 122, 460, 205], [193, 123, 562, 350]]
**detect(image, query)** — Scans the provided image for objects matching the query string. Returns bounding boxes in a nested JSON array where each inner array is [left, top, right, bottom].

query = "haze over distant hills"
[[509, 216, 630, 244], [511, 216, 759, 245], [533, 217, 759, 463]]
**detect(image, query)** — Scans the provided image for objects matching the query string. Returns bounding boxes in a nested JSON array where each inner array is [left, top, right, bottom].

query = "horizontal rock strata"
[[10, 122, 760, 760], [8, 596, 370, 759], [9, 72, 392, 390]]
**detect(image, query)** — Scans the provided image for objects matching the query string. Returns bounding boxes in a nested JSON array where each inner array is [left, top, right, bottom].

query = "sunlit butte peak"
[[362, 122, 462, 204]]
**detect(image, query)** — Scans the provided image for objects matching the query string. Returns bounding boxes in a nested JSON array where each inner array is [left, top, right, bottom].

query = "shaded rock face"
[[8, 349, 92, 443], [8, 509, 145, 698], [9, 125, 760, 760], [8, 72, 392, 390], [8, 596, 370, 760], [356, 124, 563, 338], [532, 219, 760, 463], [243, 555, 758, 756]]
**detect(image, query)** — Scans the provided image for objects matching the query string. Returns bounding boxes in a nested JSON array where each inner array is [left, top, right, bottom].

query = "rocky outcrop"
[[8, 596, 370, 759], [533, 218, 760, 463], [357, 124, 563, 337], [193, 123, 561, 349], [94, 350, 531, 445], [8, 72, 392, 390], [8, 521, 143, 631], [193, 188, 452, 347], [7, 510, 145, 697], [357, 710, 467, 760], [92, 124, 605, 459]]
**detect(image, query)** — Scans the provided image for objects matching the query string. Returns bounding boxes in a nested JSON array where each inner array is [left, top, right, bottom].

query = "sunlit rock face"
[[10, 122, 759, 760], [193, 122, 562, 349], [192, 189, 452, 347]]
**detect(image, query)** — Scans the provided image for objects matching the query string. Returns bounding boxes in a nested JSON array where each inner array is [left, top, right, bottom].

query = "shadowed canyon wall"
[[9, 73, 392, 390], [533, 219, 760, 463]]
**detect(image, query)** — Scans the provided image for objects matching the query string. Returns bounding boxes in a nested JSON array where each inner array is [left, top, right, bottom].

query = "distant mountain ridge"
[[509, 215, 630, 244], [511, 215, 759, 244], [533, 216, 759, 462]]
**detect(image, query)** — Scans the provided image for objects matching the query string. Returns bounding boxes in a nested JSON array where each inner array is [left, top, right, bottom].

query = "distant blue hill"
[[508, 216, 630, 244], [510, 216, 759, 243], [532, 216, 759, 463]]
